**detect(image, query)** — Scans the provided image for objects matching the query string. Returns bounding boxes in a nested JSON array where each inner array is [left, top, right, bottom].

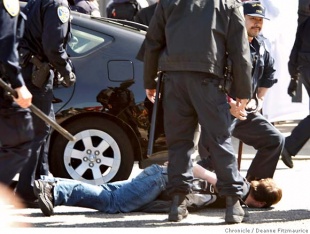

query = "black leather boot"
[[168, 194, 188, 222], [225, 196, 246, 223]]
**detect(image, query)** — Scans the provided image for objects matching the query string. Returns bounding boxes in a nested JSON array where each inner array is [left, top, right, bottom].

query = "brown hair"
[[250, 178, 282, 208]]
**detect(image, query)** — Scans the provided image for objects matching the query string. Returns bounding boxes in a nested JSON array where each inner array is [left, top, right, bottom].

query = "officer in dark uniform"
[[70, 0, 101, 17], [106, 0, 140, 21], [134, 1, 164, 142], [0, 0, 34, 186], [144, 0, 252, 224], [200, 1, 285, 182], [133, 0, 157, 26], [15, 0, 76, 207], [226, 1, 285, 181], [281, 0, 310, 168]]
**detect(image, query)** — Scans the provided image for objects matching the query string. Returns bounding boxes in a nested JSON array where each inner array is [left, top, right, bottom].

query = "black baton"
[[147, 72, 163, 157], [0, 78, 76, 142]]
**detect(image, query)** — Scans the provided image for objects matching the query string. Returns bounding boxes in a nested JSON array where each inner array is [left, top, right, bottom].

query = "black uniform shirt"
[[0, 0, 24, 89], [19, 0, 73, 77], [249, 35, 277, 94]]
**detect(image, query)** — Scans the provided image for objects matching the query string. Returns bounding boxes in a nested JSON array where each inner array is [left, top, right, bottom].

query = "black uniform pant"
[[0, 106, 34, 185], [163, 71, 244, 197], [286, 65, 310, 156], [15, 64, 54, 201], [231, 112, 284, 180]]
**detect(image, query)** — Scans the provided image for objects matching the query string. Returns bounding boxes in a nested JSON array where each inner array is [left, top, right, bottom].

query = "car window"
[[67, 25, 112, 56]]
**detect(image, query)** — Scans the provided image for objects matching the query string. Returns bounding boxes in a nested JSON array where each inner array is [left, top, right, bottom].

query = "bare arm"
[[146, 89, 156, 103], [256, 87, 268, 100], [246, 87, 269, 112], [193, 163, 217, 185]]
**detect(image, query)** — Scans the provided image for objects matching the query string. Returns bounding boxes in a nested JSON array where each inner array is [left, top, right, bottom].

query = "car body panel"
[[19, 1, 199, 185], [45, 9, 170, 184]]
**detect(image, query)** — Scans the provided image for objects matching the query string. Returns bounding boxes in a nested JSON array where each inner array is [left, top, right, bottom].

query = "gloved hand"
[[62, 72, 76, 87], [287, 77, 298, 97]]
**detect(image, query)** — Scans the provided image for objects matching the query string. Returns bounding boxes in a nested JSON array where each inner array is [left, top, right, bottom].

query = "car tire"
[[49, 116, 134, 185]]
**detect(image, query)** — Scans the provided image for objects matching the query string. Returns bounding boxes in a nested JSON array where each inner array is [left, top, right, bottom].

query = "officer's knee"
[[270, 132, 285, 148]]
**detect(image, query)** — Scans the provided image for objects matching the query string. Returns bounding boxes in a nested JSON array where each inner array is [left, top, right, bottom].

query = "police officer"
[[281, 0, 310, 168], [0, 0, 34, 186], [133, 0, 157, 26], [226, 1, 285, 181], [134, 0, 165, 142], [15, 0, 76, 207], [106, 0, 140, 21], [144, 0, 252, 224], [201, 0, 284, 181], [70, 0, 101, 17]]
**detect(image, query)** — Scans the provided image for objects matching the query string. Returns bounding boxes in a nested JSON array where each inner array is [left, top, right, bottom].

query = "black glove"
[[62, 72, 76, 87], [287, 78, 298, 97]]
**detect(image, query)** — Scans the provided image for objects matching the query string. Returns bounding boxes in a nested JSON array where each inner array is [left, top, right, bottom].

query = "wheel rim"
[[63, 129, 121, 185]]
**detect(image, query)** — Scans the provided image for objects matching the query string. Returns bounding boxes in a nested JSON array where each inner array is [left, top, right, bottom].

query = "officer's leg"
[[16, 71, 53, 202], [192, 74, 245, 223], [35, 106, 54, 178], [163, 72, 197, 221], [232, 113, 284, 180], [192, 76, 243, 197], [0, 109, 34, 185], [286, 67, 310, 155], [163, 72, 196, 195], [286, 115, 310, 156]]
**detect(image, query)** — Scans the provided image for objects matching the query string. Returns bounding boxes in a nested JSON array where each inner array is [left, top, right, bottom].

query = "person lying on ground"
[[192, 163, 282, 209], [33, 163, 282, 217]]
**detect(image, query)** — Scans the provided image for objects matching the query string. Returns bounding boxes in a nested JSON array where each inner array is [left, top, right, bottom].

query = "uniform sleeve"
[[134, 7, 150, 26], [226, 5, 253, 99], [42, 3, 72, 77], [288, 23, 302, 79], [258, 49, 277, 88], [143, 2, 166, 89], [0, 7, 24, 88], [134, 10, 144, 24]]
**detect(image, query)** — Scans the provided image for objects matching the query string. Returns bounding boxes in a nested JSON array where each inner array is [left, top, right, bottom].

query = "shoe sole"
[[168, 209, 189, 222], [33, 180, 40, 198], [38, 194, 54, 217], [225, 214, 245, 224], [33, 180, 54, 217], [225, 211, 250, 223], [225, 207, 249, 224]]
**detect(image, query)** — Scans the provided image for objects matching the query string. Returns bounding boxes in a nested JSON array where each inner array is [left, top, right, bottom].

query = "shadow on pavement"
[[20, 208, 310, 228]]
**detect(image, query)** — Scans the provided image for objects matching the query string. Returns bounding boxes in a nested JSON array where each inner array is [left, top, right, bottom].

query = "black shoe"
[[281, 148, 294, 168], [13, 196, 39, 209], [168, 194, 188, 222], [33, 180, 55, 216], [225, 196, 246, 224], [23, 199, 39, 208]]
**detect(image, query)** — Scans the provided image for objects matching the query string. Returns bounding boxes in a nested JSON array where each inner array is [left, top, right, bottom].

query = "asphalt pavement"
[[2, 120, 310, 233]]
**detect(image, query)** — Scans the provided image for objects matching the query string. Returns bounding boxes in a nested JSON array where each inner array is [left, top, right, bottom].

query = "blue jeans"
[[42, 164, 167, 213]]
